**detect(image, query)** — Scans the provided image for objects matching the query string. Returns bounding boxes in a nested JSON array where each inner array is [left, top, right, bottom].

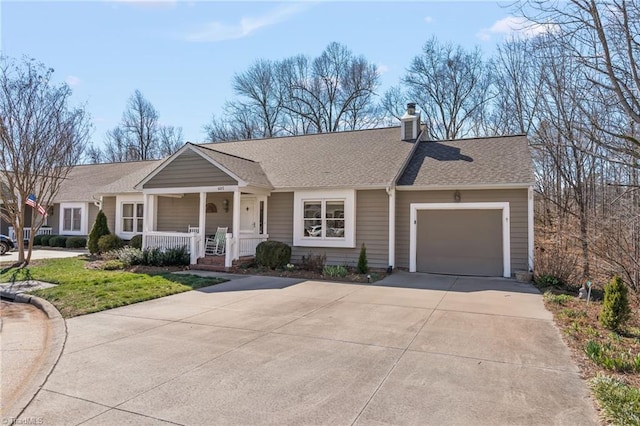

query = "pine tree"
[[600, 275, 632, 331], [88, 210, 111, 255], [357, 243, 368, 274]]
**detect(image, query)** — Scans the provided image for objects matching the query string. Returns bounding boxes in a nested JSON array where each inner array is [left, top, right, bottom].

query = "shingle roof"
[[397, 135, 535, 187], [55, 160, 160, 202], [191, 145, 272, 188], [200, 127, 416, 189]]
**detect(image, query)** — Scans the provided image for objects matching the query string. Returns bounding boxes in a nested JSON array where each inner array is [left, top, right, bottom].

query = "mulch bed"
[[225, 266, 387, 283], [542, 289, 640, 389]]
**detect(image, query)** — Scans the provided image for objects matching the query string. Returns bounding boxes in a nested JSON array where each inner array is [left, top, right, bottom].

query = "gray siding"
[[49, 204, 60, 235], [267, 189, 389, 269], [156, 193, 234, 234], [88, 203, 99, 234], [102, 196, 116, 234], [395, 189, 529, 273], [144, 150, 237, 189]]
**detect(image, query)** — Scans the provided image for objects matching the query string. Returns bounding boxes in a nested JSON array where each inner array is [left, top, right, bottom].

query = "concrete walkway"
[[0, 248, 87, 264], [15, 273, 598, 425]]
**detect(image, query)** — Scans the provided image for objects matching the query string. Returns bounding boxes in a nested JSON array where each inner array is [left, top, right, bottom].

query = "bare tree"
[[157, 125, 184, 157], [520, 0, 640, 165], [403, 37, 493, 140], [104, 126, 132, 162], [0, 56, 90, 266], [232, 59, 282, 138], [122, 89, 158, 160]]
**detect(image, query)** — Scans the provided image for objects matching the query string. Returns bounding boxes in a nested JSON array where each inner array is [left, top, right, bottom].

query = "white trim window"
[[116, 195, 145, 238], [122, 202, 144, 233], [293, 189, 355, 248], [59, 202, 88, 235]]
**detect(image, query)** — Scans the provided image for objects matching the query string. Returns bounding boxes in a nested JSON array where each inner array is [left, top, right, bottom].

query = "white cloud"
[[477, 16, 557, 41], [184, 3, 308, 42], [377, 63, 389, 75], [424, 16, 434, 24], [65, 75, 81, 87]]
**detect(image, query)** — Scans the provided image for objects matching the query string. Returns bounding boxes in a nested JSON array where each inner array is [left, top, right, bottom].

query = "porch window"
[[122, 203, 144, 233], [63, 208, 82, 232], [293, 189, 355, 248]]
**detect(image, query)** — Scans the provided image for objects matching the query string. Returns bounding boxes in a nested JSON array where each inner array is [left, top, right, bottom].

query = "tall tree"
[[157, 125, 184, 157], [121, 89, 158, 160], [0, 56, 90, 265], [403, 37, 493, 140]]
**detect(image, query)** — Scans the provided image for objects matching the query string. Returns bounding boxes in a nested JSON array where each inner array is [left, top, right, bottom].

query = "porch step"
[[190, 263, 229, 272]]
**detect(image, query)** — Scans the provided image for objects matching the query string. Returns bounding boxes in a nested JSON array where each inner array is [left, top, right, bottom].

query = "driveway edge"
[[1, 291, 67, 421]]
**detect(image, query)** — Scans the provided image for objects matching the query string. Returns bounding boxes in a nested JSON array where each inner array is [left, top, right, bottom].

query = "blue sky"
[[1, 1, 536, 148]]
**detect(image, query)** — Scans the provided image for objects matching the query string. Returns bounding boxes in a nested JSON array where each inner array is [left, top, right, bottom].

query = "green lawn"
[[0, 257, 226, 318]]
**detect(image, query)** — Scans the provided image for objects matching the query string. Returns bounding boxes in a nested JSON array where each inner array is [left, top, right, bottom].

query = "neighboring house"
[[12, 105, 535, 277]]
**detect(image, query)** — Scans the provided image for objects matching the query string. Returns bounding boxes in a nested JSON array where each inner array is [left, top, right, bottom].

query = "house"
[[8, 105, 535, 277]]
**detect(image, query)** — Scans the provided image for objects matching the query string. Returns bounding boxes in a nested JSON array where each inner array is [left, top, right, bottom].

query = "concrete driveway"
[[18, 273, 598, 425]]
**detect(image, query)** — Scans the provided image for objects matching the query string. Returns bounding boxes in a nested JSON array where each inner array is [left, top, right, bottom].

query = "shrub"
[[323, 265, 348, 278], [357, 243, 368, 274], [600, 275, 632, 331], [129, 234, 143, 249], [40, 234, 55, 246], [33, 234, 44, 246], [301, 252, 326, 272], [141, 246, 189, 267], [98, 234, 124, 254], [66, 237, 87, 249], [102, 259, 125, 270], [255, 241, 292, 269], [49, 236, 67, 248], [104, 247, 144, 266], [533, 243, 579, 289], [88, 210, 111, 254]]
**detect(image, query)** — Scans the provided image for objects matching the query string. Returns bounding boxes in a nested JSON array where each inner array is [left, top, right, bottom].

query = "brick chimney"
[[401, 103, 421, 141]]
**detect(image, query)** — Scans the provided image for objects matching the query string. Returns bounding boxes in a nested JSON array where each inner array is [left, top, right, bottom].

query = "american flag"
[[26, 194, 48, 217]]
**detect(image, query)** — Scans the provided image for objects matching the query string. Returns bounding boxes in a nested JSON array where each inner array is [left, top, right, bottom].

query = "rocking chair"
[[205, 227, 228, 256]]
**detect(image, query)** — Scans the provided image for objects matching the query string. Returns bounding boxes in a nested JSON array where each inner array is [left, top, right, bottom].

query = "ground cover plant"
[[539, 280, 640, 425]]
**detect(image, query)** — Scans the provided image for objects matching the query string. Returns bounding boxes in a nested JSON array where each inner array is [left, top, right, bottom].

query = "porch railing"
[[142, 231, 268, 266], [8, 226, 53, 242], [143, 232, 202, 265], [238, 234, 269, 257]]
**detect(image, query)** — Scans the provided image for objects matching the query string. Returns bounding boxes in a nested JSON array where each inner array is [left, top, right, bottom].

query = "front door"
[[240, 197, 257, 233]]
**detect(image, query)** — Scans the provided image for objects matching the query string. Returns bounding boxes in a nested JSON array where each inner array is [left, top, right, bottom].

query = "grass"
[[0, 257, 226, 318], [538, 283, 640, 425], [591, 375, 640, 425]]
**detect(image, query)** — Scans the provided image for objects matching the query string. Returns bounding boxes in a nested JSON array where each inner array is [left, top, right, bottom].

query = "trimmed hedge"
[[255, 240, 291, 270], [66, 236, 87, 249], [40, 234, 55, 246], [33, 234, 45, 246], [98, 234, 124, 253], [49, 236, 68, 248]]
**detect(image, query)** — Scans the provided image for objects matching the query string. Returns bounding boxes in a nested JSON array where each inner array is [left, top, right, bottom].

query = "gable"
[[143, 150, 237, 189]]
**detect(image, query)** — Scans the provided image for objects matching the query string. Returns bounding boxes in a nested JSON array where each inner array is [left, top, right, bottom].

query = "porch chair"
[[205, 227, 228, 256]]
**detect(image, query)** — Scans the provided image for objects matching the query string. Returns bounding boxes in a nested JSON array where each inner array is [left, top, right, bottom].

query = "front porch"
[[141, 189, 269, 267]]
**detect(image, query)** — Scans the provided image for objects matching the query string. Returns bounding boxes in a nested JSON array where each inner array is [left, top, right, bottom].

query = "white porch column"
[[143, 193, 153, 249], [199, 191, 207, 257], [232, 189, 241, 260]]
